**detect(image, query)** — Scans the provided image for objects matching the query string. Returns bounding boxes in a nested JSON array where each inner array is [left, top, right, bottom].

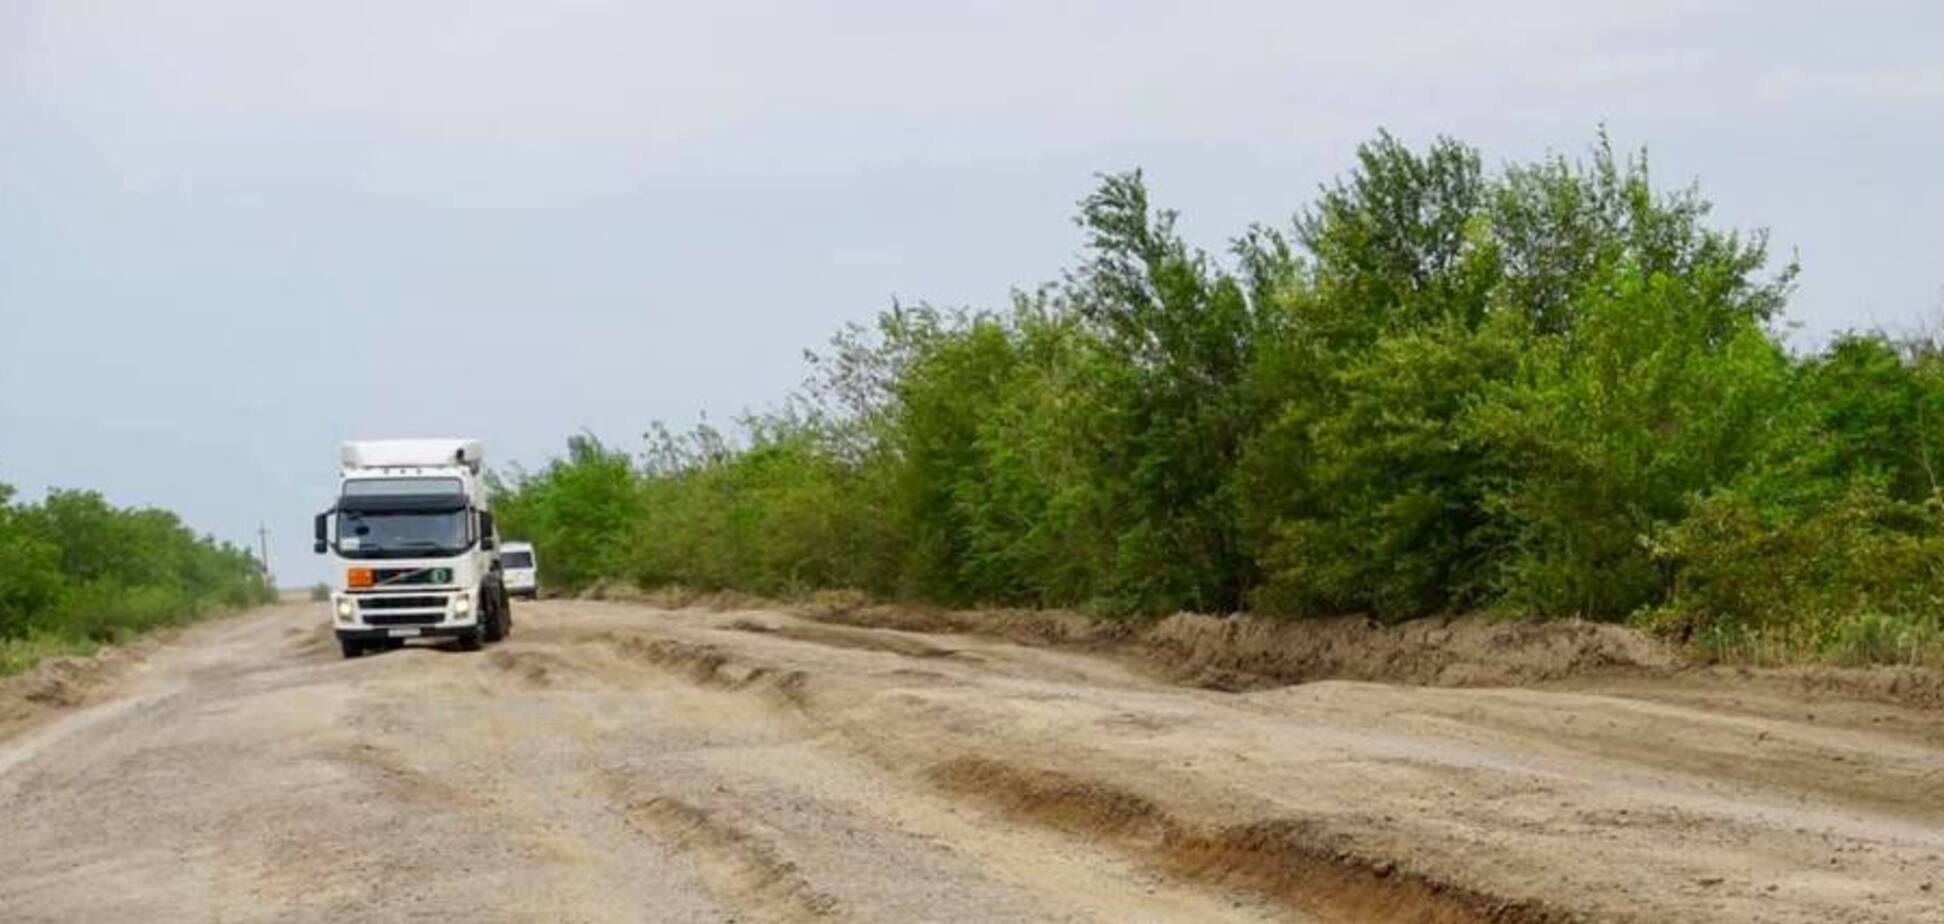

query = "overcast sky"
[[3, 1, 1941, 583]]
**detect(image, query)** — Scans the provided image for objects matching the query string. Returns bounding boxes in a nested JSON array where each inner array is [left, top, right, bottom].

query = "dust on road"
[[1, 600, 1938, 923]]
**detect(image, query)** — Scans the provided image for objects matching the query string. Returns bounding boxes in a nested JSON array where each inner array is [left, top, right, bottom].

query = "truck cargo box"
[[341, 439, 483, 473]]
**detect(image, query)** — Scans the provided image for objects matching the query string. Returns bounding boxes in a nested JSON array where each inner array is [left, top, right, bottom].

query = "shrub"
[[0, 483, 274, 674], [489, 130, 1944, 665], [1645, 481, 1944, 664]]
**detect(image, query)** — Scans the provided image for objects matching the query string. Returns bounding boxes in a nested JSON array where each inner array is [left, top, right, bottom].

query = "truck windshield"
[[336, 509, 469, 558]]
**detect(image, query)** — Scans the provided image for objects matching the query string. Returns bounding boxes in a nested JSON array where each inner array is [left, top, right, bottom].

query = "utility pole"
[[257, 523, 272, 578]]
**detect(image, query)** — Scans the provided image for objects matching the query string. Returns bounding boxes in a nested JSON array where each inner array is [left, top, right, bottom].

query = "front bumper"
[[336, 625, 476, 643], [330, 591, 479, 632]]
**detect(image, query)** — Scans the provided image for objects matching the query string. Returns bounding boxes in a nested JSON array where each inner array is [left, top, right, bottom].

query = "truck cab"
[[499, 541, 539, 599], [313, 439, 512, 658]]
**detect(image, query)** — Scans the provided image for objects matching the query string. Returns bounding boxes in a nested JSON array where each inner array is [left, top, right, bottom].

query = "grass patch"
[[1683, 613, 1944, 668], [0, 631, 102, 678]]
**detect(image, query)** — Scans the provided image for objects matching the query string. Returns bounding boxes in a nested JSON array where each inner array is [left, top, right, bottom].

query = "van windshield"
[[337, 509, 469, 559], [501, 551, 534, 569]]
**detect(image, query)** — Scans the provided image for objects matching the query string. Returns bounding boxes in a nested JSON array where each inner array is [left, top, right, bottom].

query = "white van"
[[499, 542, 539, 599]]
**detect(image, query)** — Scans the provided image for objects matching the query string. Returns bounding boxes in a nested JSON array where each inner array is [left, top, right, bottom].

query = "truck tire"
[[339, 638, 364, 659], [482, 588, 507, 644], [456, 628, 483, 652]]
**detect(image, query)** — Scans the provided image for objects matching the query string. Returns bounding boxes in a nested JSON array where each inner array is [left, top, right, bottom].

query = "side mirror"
[[313, 511, 330, 554], [478, 510, 496, 551]]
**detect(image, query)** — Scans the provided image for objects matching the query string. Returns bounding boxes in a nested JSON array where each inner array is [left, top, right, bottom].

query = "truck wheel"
[[339, 638, 364, 659], [456, 628, 483, 652], [482, 592, 507, 644]]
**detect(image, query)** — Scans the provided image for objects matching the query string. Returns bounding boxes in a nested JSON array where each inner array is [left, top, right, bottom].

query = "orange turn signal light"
[[347, 568, 374, 589]]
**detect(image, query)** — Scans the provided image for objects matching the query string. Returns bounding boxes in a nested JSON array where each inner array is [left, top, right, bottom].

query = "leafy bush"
[[1641, 479, 1943, 662], [491, 131, 1944, 665], [0, 484, 273, 674]]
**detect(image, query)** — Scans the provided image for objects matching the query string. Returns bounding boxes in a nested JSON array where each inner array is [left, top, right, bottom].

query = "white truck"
[[312, 439, 513, 658]]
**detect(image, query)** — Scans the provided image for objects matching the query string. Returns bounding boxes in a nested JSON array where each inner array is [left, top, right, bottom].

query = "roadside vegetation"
[[0, 484, 274, 675], [494, 131, 1944, 667]]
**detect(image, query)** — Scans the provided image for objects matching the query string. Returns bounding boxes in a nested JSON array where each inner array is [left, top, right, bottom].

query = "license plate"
[[386, 628, 421, 638]]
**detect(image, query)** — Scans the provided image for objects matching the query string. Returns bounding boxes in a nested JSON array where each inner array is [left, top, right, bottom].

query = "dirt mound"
[[1750, 663, 1944, 710], [611, 586, 1944, 705], [9, 655, 107, 708], [728, 620, 968, 660], [800, 599, 1120, 648], [1135, 613, 1676, 690], [794, 595, 1672, 690], [0, 646, 140, 743], [579, 581, 770, 612], [928, 756, 1571, 924], [578, 578, 652, 602], [483, 648, 578, 689], [595, 632, 812, 708]]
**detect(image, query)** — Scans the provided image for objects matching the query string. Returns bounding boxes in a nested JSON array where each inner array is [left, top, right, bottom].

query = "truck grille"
[[368, 568, 451, 587], [364, 612, 446, 626], [357, 595, 447, 611]]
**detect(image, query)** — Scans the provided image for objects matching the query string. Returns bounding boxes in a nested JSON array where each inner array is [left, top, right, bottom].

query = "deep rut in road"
[[928, 757, 1566, 924], [613, 791, 843, 922]]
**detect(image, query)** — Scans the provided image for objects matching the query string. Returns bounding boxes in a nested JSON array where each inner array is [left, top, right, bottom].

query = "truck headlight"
[[452, 593, 472, 615], [334, 599, 354, 621]]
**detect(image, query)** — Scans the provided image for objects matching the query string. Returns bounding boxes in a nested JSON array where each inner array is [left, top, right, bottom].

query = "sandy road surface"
[[1, 600, 1940, 923]]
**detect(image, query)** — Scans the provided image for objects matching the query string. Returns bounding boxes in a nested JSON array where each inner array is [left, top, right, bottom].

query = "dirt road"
[[1, 600, 1939, 923]]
